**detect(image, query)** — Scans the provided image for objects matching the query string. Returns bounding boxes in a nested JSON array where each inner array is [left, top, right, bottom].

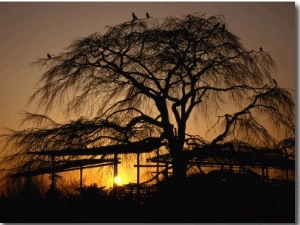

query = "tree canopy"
[[1, 13, 295, 185]]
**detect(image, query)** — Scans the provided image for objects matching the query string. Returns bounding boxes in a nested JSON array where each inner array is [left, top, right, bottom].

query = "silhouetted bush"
[[0, 171, 295, 222]]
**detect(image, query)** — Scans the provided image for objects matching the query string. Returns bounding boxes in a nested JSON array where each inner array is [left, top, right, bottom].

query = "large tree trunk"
[[172, 150, 187, 180], [171, 122, 188, 181], [167, 139, 188, 219]]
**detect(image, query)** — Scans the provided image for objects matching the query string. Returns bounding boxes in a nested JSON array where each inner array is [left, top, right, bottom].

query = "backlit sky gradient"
[[0, 2, 296, 136]]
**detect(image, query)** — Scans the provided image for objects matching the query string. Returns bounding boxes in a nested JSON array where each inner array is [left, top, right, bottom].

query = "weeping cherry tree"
[[1, 13, 295, 188]]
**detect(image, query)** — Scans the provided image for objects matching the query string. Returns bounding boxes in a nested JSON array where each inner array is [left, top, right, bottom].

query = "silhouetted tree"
[[1, 14, 295, 192]]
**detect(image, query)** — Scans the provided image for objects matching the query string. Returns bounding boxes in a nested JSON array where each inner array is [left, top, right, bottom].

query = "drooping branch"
[[210, 87, 295, 145]]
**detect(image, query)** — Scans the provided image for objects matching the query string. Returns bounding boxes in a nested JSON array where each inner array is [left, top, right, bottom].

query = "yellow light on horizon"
[[114, 176, 121, 185]]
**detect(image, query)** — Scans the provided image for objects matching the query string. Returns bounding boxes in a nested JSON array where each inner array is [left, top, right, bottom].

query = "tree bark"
[[167, 139, 188, 218]]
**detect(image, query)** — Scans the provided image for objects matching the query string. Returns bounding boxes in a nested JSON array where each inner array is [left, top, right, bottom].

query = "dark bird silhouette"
[[132, 12, 138, 20], [47, 53, 52, 59], [146, 12, 150, 18], [260, 47, 263, 52]]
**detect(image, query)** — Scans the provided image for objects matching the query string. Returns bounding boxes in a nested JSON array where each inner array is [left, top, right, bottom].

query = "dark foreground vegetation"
[[0, 171, 295, 223]]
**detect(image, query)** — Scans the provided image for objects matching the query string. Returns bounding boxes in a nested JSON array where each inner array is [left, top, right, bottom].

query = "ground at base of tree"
[[0, 175, 295, 223]]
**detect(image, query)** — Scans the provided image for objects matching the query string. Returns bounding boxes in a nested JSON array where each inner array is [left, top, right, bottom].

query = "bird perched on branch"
[[260, 47, 263, 52], [132, 12, 138, 20], [146, 12, 150, 18], [47, 53, 52, 59]]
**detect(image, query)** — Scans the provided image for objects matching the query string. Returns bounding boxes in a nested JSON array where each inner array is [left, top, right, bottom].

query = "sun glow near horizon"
[[114, 176, 121, 186], [84, 152, 161, 189]]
